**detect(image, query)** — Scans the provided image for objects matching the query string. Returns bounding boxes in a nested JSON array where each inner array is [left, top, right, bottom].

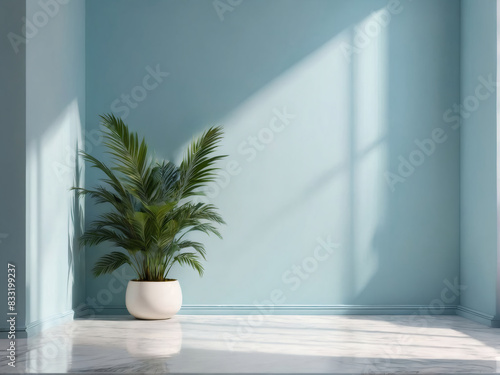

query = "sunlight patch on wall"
[[26, 99, 83, 323], [173, 31, 355, 301], [351, 9, 389, 296]]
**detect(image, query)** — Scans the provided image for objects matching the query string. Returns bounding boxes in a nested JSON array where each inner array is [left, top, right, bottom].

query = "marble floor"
[[1, 315, 500, 373]]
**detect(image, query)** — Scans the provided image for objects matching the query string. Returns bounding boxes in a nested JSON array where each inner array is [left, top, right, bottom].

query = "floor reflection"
[[125, 318, 182, 358], [1, 315, 500, 373]]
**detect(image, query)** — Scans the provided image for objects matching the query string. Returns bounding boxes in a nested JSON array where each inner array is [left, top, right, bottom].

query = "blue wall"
[[0, 0, 27, 335], [459, 0, 499, 325], [85, 0, 461, 312], [25, 0, 86, 331]]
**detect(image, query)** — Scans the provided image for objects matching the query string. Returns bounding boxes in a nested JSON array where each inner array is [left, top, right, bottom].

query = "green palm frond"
[[152, 161, 179, 202], [93, 251, 133, 277], [178, 126, 226, 199], [79, 153, 132, 204], [183, 222, 222, 239], [172, 252, 204, 276], [75, 114, 226, 281], [73, 187, 130, 215], [81, 228, 125, 247], [99, 114, 156, 204], [169, 203, 225, 234], [178, 240, 206, 260]]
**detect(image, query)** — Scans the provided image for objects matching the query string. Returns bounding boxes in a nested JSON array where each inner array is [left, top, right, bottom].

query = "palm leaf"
[[79, 152, 131, 204], [173, 252, 204, 276], [177, 126, 226, 199], [93, 251, 132, 277], [99, 114, 155, 204], [178, 240, 207, 260], [152, 161, 179, 202]]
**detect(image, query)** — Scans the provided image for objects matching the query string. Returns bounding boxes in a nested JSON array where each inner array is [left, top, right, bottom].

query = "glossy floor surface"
[[1, 315, 500, 373]]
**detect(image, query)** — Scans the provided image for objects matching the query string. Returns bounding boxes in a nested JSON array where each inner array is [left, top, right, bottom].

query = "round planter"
[[125, 280, 182, 320]]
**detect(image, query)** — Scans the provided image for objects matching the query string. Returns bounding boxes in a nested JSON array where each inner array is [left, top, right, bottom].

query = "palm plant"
[[73, 114, 226, 281]]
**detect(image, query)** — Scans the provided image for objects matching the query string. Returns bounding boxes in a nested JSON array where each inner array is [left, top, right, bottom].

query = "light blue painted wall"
[[25, 0, 86, 327], [459, 0, 498, 318], [85, 0, 461, 311], [0, 0, 27, 334]]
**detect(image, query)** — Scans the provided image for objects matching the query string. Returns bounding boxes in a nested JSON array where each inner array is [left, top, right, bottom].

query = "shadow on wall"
[[84, 0, 460, 308], [69, 144, 86, 309]]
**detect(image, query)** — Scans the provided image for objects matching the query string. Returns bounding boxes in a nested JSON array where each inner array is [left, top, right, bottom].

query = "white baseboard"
[[456, 305, 500, 327], [179, 304, 458, 315], [88, 304, 457, 316]]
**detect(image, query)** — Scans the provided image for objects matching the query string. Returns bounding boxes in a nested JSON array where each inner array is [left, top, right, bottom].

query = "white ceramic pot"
[[125, 280, 182, 320]]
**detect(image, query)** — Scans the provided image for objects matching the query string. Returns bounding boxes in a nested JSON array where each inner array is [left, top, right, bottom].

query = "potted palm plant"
[[74, 114, 226, 319]]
